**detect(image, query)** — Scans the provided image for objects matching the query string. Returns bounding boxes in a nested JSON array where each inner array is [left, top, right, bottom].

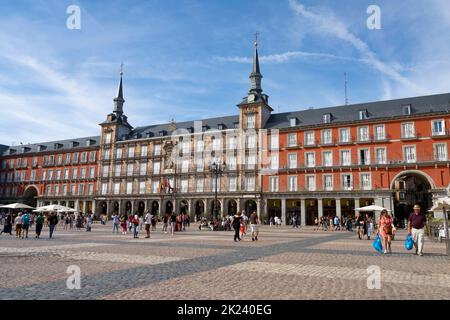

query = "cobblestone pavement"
[[0, 223, 449, 300]]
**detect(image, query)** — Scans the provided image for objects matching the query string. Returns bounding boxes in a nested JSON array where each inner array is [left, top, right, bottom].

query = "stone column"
[[256, 198, 262, 221], [236, 198, 241, 213], [300, 199, 306, 226], [354, 197, 361, 210], [281, 198, 287, 226], [318, 198, 323, 219], [220, 198, 225, 218], [336, 198, 342, 219]]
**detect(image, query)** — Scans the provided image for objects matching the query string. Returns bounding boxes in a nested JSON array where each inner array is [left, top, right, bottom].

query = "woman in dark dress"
[[0, 213, 13, 235], [232, 212, 242, 242]]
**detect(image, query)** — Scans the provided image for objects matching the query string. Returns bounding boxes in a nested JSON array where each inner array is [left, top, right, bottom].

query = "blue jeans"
[[133, 225, 139, 237], [49, 224, 56, 238], [112, 223, 119, 233]]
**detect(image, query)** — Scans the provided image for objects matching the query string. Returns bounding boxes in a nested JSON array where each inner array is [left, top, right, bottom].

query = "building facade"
[[1, 40, 450, 224]]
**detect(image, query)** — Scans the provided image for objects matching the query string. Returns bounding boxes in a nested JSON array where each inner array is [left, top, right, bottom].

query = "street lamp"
[[209, 159, 226, 221]]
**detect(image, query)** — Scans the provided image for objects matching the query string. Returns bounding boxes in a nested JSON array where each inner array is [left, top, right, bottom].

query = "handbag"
[[405, 234, 414, 250], [372, 234, 383, 254]]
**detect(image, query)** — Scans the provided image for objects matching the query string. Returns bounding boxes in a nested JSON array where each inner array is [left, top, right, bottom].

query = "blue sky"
[[1, 0, 450, 145]]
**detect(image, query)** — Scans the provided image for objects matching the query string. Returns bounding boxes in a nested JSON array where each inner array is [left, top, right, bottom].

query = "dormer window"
[[359, 110, 369, 120], [86, 139, 95, 146], [9, 149, 16, 155], [234, 122, 239, 129], [402, 104, 412, 115], [323, 113, 332, 124], [38, 145, 47, 152], [159, 130, 167, 137], [202, 125, 210, 132], [146, 132, 154, 138], [289, 118, 297, 127], [71, 141, 79, 148], [246, 114, 256, 129], [54, 143, 63, 150], [187, 127, 194, 134], [22, 147, 31, 153], [218, 123, 226, 130]]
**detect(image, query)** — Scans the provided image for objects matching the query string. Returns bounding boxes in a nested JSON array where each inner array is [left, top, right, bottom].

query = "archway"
[[165, 201, 173, 214], [112, 201, 119, 214], [392, 171, 433, 220], [151, 201, 159, 215], [210, 200, 222, 219], [23, 186, 38, 208], [244, 200, 257, 216], [138, 201, 145, 216], [99, 201, 107, 215], [227, 199, 237, 216], [125, 201, 132, 215], [195, 200, 205, 220], [179, 200, 189, 215], [305, 199, 317, 226]]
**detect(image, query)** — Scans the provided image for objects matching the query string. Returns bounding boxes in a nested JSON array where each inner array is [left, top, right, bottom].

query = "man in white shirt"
[[144, 211, 153, 238]]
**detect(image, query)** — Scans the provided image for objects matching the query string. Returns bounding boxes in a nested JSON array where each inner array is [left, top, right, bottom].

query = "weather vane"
[[120, 63, 124, 76], [254, 32, 259, 48]]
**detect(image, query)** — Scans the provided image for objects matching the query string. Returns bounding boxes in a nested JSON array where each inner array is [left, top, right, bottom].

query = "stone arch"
[[390, 170, 436, 190], [23, 185, 39, 207]]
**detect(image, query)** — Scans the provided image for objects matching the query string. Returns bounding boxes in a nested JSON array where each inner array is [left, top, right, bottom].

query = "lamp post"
[[209, 159, 226, 221]]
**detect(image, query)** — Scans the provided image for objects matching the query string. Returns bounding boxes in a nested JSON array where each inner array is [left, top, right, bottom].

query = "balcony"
[[432, 128, 450, 139], [400, 133, 420, 141], [303, 140, 318, 148]]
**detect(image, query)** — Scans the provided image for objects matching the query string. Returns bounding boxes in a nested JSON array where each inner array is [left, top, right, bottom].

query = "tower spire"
[[113, 64, 125, 116], [249, 32, 263, 94]]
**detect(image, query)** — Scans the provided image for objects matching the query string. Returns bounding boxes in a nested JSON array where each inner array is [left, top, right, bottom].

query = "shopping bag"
[[405, 234, 414, 251], [372, 234, 383, 254]]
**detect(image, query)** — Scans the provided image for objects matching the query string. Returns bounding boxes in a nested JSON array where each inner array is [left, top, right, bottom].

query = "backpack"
[[22, 214, 30, 224]]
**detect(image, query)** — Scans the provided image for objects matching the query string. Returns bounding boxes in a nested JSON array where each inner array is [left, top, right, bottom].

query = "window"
[[196, 158, 204, 172], [358, 126, 369, 142], [288, 176, 298, 192], [115, 164, 121, 177], [432, 120, 446, 136], [227, 137, 236, 150], [196, 178, 204, 192], [30, 170, 36, 182], [339, 128, 350, 143], [401, 123, 415, 138], [359, 110, 368, 120], [306, 175, 316, 191], [46, 185, 52, 196], [229, 176, 237, 192], [154, 145, 161, 156], [81, 168, 87, 179], [290, 118, 297, 127], [246, 153, 256, 169], [341, 174, 353, 190], [323, 175, 333, 191], [103, 149, 110, 160], [434, 144, 447, 161], [153, 162, 161, 174], [33, 157, 39, 167], [48, 170, 54, 181], [360, 173, 371, 190], [323, 151, 333, 167], [140, 163, 147, 175], [270, 154, 279, 170], [102, 165, 109, 178], [181, 179, 188, 193], [89, 167, 95, 178], [72, 168, 78, 179], [182, 142, 190, 154], [323, 113, 331, 124], [49, 155, 55, 166], [305, 131, 315, 146], [269, 176, 279, 192], [359, 149, 370, 165], [62, 185, 68, 196], [374, 125, 386, 140], [270, 134, 279, 150], [227, 156, 236, 170], [196, 140, 204, 152], [340, 150, 351, 166], [57, 155, 63, 166], [70, 184, 76, 195], [288, 134, 297, 147], [402, 105, 412, 115], [42, 170, 47, 181], [403, 145, 416, 163], [139, 181, 146, 194], [105, 132, 112, 144], [88, 184, 94, 195], [212, 138, 221, 151], [56, 170, 61, 180], [322, 129, 332, 144], [116, 148, 123, 159], [245, 176, 255, 191], [152, 181, 159, 193], [246, 135, 256, 149], [211, 177, 220, 192], [78, 184, 84, 195], [375, 148, 387, 164], [246, 114, 256, 129], [305, 152, 315, 167], [102, 183, 108, 195], [288, 153, 297, 169], [126, 182, 133, 194], [128, 146, 135, 158], [72, 152, 79, 164], [127, 164, 133, 176], [114, 183, 120, 195], [81, 152, 88, 163], [89, 151, 96, 162], [182, 160, 189, 173]]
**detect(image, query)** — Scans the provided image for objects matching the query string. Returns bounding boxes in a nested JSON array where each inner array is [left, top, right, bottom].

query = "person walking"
[[144, 211, 152, 238], [162, 213, 169, 234], [48, 212, 58, 239], [356, 213, 365, 240], [0, 213, 13, 235], [232, 212, 242, 242], [120, 215, 128, 234], [111, 213, 119, 234], [407, 204, 428, 256], [35, 213, 44, 239], [250, 211, 259, 241], [378, 209, 394, 254], [170, 212, 177, 236], [365, 214, 373, 240], [132, 214, 140, 239], [14, 213, 23, 238], [22, 212, 30, 239]]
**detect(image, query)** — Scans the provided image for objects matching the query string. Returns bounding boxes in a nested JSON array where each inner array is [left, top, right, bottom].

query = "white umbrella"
[[34, 204, 67, 212], [428, 196, 450, 257], [57, 206, 77, 213], [355, 205, 390, 212], [0, 203, 34, 209]]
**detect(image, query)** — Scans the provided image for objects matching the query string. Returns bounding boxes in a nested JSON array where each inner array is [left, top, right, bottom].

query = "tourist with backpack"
[[22, 212, 30, 239], [35, 213, 44, 239]]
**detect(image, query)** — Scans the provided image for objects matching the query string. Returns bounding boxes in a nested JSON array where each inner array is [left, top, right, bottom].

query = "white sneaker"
[[383, 249, 388, 254]]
